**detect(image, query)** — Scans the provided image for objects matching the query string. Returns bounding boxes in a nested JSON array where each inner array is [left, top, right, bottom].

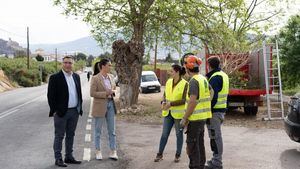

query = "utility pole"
[[27, 27, 30, 69], [55, 48, 58, 72]]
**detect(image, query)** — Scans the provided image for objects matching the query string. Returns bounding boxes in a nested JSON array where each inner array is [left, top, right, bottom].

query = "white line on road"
[[85, 134, 91, 142], [87, 119, 92, 123], [86, 124, 91, 130], [89, 98, 93, 118], [0, 109, 20, 119], [0, 95, 44, 115], [83, 148, 91, 161]]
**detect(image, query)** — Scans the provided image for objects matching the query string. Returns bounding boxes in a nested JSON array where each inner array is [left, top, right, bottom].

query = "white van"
[[140, 71, 161, 93]]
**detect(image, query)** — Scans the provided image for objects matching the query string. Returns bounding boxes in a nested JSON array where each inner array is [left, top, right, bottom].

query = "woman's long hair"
[[93, 61, 100, 75]]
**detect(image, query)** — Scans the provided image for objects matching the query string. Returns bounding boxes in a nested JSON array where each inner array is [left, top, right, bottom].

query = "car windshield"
[[141, 74, 157, 82]]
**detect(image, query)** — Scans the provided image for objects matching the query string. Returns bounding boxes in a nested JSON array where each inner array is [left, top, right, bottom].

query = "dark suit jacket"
[[47, 70, 83, 117]]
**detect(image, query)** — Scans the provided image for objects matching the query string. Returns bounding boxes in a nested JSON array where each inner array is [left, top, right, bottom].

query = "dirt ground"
[[117, 87, 286, 130], [117, 120, 300, 169], [112, 87, 300, 169]]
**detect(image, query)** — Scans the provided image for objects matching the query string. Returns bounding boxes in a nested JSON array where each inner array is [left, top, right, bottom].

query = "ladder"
[[263, 40, 285, 121]]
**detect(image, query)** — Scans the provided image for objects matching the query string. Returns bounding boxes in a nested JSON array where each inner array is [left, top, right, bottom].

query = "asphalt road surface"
[[0, 73, 127, 169]]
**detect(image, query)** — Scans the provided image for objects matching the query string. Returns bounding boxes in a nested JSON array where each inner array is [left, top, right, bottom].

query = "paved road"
[[0, 73, 127, 169]]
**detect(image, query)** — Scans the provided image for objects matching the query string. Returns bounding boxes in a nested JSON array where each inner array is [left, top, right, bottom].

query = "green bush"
[[74, 60, 86, 72], [283, 86, 300, 96], [12, 68, 40, 87], [0, 57, 86, 87]]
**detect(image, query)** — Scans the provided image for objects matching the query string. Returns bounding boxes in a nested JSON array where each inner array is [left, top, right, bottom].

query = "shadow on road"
[[280, 148, 300, 169]]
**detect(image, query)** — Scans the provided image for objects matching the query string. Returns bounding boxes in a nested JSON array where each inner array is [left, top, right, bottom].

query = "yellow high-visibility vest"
[[209, 71, 229, 109], [185, 74, 212, 121], [162, 78, 188, 119]]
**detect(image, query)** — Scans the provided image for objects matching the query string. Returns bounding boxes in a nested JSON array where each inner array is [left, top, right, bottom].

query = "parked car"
[[140, 71, 161, 93], [284, 94, 300, 143]]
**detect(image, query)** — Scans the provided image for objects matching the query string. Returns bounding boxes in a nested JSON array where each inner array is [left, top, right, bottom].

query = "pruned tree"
[[54, 0, 157, 108], [53, 0, 292, 108]]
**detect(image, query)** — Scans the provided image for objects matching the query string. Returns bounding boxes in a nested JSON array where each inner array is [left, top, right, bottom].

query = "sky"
[[0, 0, 91, 44], [0, 0, 299, 45]]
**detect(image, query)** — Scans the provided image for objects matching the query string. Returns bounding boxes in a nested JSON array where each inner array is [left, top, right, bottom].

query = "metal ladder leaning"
[[263, 40, 285, 121]]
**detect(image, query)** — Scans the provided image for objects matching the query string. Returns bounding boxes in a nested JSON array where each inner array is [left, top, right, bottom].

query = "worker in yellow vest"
[[205, 56, 229, 169], [180, 53, 212, 169], [154, 64, 188, 163]]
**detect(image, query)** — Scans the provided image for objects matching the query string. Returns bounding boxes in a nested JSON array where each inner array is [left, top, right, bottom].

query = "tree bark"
[[154, 34, 158, 71], [112, 40, 144, 109]]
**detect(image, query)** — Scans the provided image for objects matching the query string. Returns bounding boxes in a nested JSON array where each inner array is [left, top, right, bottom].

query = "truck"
[[200, 44, 274, 116]]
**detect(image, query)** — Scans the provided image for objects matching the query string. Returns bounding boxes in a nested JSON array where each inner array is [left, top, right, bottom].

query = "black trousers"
[[53, 108, 79, 160], [186, 120, 206, 169]]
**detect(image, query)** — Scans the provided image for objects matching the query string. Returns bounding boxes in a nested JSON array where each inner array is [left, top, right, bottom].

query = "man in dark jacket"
[[205, 56, 229, 169], [47, 56, 83, 167]]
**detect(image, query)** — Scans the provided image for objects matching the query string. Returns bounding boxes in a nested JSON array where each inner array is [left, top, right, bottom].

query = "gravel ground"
[[117, 87, 287, 130]]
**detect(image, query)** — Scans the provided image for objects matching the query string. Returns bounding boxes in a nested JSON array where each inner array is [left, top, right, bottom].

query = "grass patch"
[[116, 92, 163, 124], [283, 86, 300, 96], [143, 63, 173, 71]]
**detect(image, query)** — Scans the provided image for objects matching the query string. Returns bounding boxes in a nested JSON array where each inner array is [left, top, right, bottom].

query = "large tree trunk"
[[112, 40, 144, 109]]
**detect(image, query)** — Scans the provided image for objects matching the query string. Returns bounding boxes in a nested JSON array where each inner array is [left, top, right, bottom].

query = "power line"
[[0, 27, 26, 39]]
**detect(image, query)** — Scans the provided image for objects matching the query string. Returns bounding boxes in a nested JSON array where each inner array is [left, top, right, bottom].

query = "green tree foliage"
[[142, 52, 150, 65], [87, 55, 94, 67], [98, 52, 112, 60], [14, 50, 27, 58], [36, 54, 44, 62], [278, 15, 300, 89], [53, 0, 290, 106], [156, 0, 288, 54], [74, 52, 87, 61], [165, 53, 173, 63]]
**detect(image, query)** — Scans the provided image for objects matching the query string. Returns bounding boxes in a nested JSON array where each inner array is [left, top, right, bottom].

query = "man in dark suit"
[[47, 56, 83, 167]]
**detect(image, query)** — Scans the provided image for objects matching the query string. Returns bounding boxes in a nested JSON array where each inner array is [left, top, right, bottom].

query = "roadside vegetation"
[[0, 57, 85, 87]]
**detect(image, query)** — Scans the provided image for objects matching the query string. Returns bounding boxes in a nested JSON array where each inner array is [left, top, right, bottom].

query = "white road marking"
[[86, 124, 91, 130], [85, 134, 91, 142], [87, 119, 92, 123], [83, 148, 91, 161], [0, 109, 20, 119], [89, 98, 93, 118], [0, 95, 43, 115]]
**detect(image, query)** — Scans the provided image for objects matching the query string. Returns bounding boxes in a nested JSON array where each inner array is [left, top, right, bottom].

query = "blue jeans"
[[158, 113, 183, 155], [94, 100, 116, 151]]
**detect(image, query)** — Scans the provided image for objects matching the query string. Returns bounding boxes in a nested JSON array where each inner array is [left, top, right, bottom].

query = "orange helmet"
[[182, 54, 202, 70]]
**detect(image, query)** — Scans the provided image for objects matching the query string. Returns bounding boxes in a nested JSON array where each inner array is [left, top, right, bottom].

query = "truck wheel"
[[244, 106, 258, 116]]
